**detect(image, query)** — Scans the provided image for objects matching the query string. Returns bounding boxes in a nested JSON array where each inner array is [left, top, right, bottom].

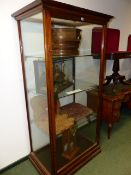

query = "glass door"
[[51, 17, 103, 171], [20, 12, 51, 172]]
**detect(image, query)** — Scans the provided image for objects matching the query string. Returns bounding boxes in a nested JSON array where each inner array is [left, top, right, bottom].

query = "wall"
[[0, 0, 35, 169], [0, 0, 131, 169]]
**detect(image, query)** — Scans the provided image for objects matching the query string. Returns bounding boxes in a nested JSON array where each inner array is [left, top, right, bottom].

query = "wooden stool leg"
[[108, 123, 112, 139]]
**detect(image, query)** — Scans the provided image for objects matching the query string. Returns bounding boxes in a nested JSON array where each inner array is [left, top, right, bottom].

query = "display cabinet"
[[12, 1, 113, 174]]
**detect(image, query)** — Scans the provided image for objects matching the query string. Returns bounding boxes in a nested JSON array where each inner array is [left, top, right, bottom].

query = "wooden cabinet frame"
[[12, 1, 113, 174]]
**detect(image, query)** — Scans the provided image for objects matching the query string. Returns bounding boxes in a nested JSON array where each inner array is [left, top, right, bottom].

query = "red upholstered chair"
[[127, 35, 131, 51], [91, 28, 131, 91], [91, 27, 120, 54], [127, 35, 131, 82]]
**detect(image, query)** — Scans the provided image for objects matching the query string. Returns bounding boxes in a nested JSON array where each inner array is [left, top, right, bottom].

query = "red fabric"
[[91, 28, 120, 54], [127, 35, 131, 51]]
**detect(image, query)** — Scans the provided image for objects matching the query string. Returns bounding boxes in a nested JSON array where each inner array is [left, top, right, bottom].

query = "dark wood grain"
[[87, 85, 131, 139], [12, 0, 113, 174]]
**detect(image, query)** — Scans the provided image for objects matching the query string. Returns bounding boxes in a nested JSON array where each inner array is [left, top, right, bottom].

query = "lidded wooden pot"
[[52, 28, 81, 56]]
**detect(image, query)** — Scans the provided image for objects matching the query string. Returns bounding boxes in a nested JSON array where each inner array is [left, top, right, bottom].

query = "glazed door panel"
[[51, 17, 102, 171], [20, 12, 51, 172]]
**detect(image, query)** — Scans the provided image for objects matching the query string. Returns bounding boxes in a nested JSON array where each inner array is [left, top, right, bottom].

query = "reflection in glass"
[[20, 12, 102, 172], [21, 13, 51, 171], [51, 18, 101, 170]]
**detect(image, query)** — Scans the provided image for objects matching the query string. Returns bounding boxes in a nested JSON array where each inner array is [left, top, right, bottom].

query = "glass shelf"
[[58, 80, 98, 98], [26, 81, 97, 99], [53, 50, 92, 59], [24, 51, 93, 60], [25, 55, 45, 60], [53, 54, 92, 59], [25, 51, 131, 60]]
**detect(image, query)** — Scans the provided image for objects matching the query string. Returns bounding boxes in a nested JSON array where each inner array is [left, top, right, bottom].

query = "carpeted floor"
[[1, 107, 131, 175], [76, 107, 131, 175]]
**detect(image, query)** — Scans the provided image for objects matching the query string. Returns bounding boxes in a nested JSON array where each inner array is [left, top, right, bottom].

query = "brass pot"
[[52, 28, 81, 56]]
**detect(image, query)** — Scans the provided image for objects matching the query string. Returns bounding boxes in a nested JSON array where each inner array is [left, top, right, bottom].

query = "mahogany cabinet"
[[87, 84, 131, 139], [12, 0, 113, 174]]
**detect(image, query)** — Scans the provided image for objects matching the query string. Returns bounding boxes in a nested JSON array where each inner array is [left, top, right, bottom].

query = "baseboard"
[[0, 156, 28, 173]]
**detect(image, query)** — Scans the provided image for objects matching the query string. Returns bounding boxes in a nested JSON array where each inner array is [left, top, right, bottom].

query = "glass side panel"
[[21, 13, 51, 172], [51, 17, 102, 170]]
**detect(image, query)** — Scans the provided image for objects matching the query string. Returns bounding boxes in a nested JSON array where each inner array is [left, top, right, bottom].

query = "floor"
[[1, 107, 131, 175]]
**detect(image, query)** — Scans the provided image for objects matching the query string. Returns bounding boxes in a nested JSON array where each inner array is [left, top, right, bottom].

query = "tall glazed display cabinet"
[[12, 1, 113, 174]]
